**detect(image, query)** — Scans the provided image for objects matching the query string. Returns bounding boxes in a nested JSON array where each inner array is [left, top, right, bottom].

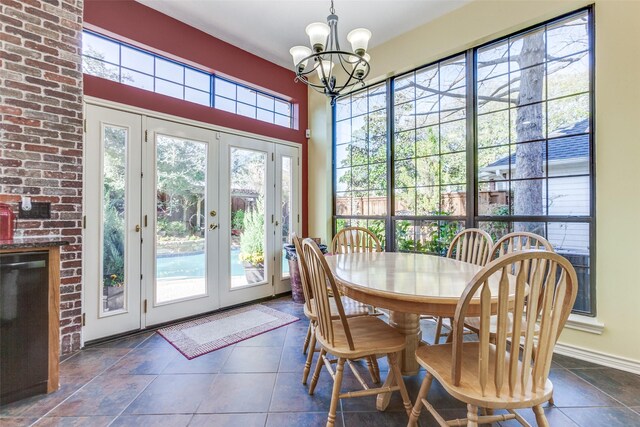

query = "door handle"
[[209, 223, 218, 231], [135, 224, 141, 232]]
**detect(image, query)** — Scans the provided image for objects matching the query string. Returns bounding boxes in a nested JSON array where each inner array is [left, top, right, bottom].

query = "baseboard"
[[554, 341, 640, 375]]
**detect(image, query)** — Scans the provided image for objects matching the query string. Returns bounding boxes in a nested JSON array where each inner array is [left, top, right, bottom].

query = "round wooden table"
[[325, 252, 496, 375]]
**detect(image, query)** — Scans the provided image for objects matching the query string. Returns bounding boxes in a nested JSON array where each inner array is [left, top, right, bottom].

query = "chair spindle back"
[[331, 227, 382, 254], [491, 231, 554, 260], [292, 233, 314, 315], [451, 251, 578, 399], [447, 228, 493, 266], [301, 238, 355, 350]]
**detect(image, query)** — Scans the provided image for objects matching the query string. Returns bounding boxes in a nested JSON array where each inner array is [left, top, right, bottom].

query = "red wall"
[[83, 0, 308, 234]]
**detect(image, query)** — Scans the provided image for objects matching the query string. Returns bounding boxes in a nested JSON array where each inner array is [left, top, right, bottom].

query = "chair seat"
[[304, 296, 371, 320], [415, 342, 553, 409], [317, 316, 406, 359], [464, 313, 540, 337]]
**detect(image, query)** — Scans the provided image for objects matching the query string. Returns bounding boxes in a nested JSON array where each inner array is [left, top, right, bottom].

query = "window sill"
[[565, 314, 605, 335]]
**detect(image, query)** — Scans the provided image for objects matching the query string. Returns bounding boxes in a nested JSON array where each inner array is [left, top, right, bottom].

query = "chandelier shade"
[[289, 0, 371, 103]]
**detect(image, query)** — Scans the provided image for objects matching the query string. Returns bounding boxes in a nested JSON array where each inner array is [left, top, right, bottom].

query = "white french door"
[[83, 104, 300, 341], [274, 144, 301, 294], [218, 134, 301, 306], [84, 105, 142, 341], [142, 118, 220, 326]]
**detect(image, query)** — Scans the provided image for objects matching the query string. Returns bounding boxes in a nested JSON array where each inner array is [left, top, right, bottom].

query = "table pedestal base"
[[388, 311, 421, 375]]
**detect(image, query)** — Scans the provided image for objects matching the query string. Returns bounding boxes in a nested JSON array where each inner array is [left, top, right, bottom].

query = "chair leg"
[[365, 355, 381, 384], [445, 318, 454, 343], [302, 322, 312, 355], [387, 352, 412, 416], [533, 405, 550, 427], [548, 394, 555, 406], [467, 404, 479, 427], [434, 316, 444, 344], [408, 371, 434, 427], [326, 358, 345, 427], [309, 348, 326, 395], [302, 327, 317, 385]]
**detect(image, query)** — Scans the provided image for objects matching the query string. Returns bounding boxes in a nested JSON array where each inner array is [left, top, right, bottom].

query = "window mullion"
[[386, 78, 395, 251], [465, 49, 476, 230]]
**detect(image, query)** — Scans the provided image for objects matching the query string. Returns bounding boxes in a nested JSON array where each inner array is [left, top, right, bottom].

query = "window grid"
[[82, 30, 293, 128], [332, 8, 595, 315]]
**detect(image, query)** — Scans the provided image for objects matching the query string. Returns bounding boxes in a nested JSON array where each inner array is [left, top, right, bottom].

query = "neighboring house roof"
[[487, 119, 590, 168]]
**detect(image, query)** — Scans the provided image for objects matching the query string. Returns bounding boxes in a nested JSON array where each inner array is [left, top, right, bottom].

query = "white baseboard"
[[554, 342, 640, 375]]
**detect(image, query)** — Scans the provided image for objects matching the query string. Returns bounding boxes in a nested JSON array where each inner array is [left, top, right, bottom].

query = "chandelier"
[[289, 0, 372, 103]]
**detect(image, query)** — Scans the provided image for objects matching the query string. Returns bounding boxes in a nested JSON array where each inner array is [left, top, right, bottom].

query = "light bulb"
[[352, 53, 370, 79], [347, 28, 371, 56], [290, 46, 312, 72], [305, 22, 330, 52], [316, 60, 334, 81]]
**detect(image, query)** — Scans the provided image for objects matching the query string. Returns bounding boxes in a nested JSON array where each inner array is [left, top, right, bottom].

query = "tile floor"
[[2, 297, 640, 427]]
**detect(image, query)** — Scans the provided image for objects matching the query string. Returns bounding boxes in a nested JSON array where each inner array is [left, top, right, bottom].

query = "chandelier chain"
[[330, 0, 335, 14]]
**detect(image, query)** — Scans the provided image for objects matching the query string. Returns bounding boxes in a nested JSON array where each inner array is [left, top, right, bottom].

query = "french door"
[[142, 118, 220, 326], [83, 104, 300, 341], [84, 105, 142, 341]]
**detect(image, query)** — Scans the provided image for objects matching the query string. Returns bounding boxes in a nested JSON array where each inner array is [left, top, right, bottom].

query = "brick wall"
[[1, 0, 84, 354]]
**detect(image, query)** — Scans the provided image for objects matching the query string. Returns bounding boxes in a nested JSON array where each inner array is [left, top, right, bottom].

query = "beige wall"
[[307, 0, 640, 362]]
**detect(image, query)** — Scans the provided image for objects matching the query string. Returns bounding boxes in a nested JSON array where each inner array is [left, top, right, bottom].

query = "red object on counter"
[[0, 203, 16, 240]]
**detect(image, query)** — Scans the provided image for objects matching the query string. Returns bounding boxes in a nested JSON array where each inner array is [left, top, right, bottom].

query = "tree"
[[337, 13, 589, 240]]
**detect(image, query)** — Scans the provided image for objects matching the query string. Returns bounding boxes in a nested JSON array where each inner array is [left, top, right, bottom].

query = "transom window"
[[332, 9, 594, 315], [82, 30, 293, 128]]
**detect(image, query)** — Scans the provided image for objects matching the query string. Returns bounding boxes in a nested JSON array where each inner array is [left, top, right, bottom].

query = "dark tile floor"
[[2, 297, 640, 427]]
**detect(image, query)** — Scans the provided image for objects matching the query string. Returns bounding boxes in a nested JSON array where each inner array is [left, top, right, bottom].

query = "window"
[[214, 77, 292, 128], [82, 30, 293, 128], [393, 55, 468, 255], [333, 8, 594, 314], [334, 83, 388, 246]]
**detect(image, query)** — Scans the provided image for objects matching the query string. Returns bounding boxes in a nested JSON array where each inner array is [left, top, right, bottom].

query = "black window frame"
[[332, 6, 596, 316]]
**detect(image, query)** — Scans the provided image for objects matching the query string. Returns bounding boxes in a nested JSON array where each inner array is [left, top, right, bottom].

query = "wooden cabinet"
[[0, 242, 63, 405]]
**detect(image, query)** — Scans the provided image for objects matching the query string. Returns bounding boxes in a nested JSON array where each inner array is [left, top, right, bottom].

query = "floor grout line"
[[31, 335, 159, 426]]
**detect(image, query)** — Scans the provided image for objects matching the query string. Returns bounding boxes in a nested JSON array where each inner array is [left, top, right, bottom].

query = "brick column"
[[1, 0, 84, 354]]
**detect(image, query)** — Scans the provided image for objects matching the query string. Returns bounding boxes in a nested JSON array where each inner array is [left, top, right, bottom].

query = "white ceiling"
[[136, 0, 470, 69]]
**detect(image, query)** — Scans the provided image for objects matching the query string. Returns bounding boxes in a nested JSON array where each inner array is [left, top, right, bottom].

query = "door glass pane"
[[155, 135, 207, 304], [231, 148, 267, 288], [281, 156, 292, 278], [102, 125, 127, 314]]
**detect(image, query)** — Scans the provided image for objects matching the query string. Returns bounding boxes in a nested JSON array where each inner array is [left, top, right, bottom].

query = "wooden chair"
[[491, 232, 554, 260], [330, 226, 383, 316], [292, 234, 379, 385], [464, 232, 556, 405], [465, 231, 554, 336], [408, 250, 578, 427], [433, 228, 493, 343], [301, 238, 413, 427], [330, 226, 382, 254]]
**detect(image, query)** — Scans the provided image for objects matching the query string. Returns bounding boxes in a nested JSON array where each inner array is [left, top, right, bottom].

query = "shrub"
[[239, 199, 265, 266]]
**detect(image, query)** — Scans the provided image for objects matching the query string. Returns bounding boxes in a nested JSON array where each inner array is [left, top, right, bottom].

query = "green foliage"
[[232, 209, 245, 230], [239, 199, 265, 266], [366, 220, 386, 248], [157, 219, 188, 238], [395, 216, 461, 256], [102, 196, 125, 287]]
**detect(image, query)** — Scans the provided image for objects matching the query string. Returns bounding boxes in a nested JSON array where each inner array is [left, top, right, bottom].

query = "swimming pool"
[[156, 248, 289, 278]]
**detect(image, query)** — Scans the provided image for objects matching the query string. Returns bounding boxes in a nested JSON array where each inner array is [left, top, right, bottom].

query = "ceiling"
[[136, 0, 470, 69]]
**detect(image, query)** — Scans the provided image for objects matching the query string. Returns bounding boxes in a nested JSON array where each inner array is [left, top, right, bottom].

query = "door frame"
[[82, 97, 303, 345]]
